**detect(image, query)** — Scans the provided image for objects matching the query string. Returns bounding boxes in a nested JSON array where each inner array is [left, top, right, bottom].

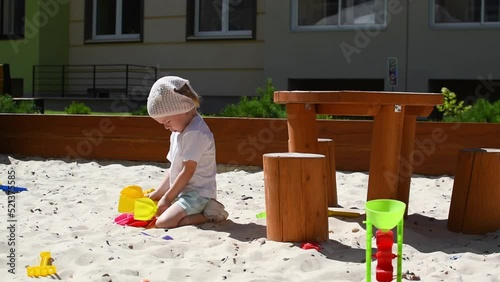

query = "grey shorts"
[[174, 190, 210, 216]]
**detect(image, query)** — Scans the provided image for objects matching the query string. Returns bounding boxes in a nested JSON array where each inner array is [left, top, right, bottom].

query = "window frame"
[[431, 0, 500, 28], [291, 0, 388, 31], [187, 0, 257, 40], [84, 0, 144, 43], [0, 0, 25, 40]]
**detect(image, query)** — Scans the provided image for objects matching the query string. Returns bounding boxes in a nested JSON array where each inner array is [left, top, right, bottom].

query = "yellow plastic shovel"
[[118, 185, 155, 213], [134, 197, 158, 221]]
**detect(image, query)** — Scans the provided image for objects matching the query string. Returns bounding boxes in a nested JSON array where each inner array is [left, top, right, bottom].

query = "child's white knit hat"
[[147, 76, 199, 118]]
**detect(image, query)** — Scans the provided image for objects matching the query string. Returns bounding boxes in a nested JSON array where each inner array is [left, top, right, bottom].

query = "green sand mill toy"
[[365, 199, 406, 282]]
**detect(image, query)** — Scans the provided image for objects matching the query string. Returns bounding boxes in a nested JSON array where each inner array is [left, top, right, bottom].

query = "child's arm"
[[148, 169, 171, 201], [157, 160, 197, 212]]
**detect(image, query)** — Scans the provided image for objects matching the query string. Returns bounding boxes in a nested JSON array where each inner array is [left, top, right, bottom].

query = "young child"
[[146, 76, 228, 228]]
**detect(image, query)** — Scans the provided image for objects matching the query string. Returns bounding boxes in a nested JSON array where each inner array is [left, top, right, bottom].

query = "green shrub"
[[218, 78, 286, 118], [131, 105, 148, 116], [216, 79, 371, 120], [0, 94, 16, 112], [444, 99, 500, 123], [436, 87, 472, 118], [65, 101, 91, 114], [0, 94, 39, 113]]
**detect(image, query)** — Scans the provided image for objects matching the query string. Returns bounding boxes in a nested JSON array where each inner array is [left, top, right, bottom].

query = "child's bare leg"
[[155, 203, 187, 228], [179, 214, 208, 226]]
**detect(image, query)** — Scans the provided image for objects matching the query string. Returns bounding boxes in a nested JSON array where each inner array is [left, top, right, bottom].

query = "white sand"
[[0, 154, 499, 282]]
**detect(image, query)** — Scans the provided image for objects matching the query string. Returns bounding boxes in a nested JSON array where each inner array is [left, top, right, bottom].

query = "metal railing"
[[32, 64, 158, 98]]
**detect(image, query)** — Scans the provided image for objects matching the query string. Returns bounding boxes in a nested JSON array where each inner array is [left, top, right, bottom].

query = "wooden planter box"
[[0, 114, 499, 176]]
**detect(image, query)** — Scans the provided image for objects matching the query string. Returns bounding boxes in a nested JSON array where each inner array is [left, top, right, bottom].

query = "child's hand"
[[156, 197, 171, 216], [147, 189, 162, 202], [143, 188, 155, 195]]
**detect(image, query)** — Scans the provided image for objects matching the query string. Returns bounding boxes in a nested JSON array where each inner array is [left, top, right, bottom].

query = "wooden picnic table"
[[274, 90, 444, 215]]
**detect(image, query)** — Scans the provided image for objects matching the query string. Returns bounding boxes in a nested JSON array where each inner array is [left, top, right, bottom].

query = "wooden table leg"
[[286, 103, 318, 153], [318, 138, 338, 207], [397, 114, 417, 217], [367, 105, 404, 201]]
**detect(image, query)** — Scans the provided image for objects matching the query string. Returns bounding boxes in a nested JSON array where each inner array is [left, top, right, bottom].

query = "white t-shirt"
[[167, 114, 217, 199]]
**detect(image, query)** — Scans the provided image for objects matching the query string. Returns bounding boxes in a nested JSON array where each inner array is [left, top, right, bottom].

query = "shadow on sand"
[[200, 219, 368, 264], [331, 212, 499, 257], [200, 212, 499, 265]]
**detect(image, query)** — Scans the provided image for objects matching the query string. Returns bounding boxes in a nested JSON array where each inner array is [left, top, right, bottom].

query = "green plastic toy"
[[364, 199, 406, 282]]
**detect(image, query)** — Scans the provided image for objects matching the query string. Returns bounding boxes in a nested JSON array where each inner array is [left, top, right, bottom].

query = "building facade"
[[1, 0, 499, 112], [264, 0, 500, 105], [0, 0, 68, 96]]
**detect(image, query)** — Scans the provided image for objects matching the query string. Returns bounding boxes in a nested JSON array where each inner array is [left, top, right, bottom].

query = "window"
[[84, 0, 143, 42], [0, 0, 24, 39], [433, 0, 500, 25], [292, 0, 386, 30], [187, 0, 256, 39]]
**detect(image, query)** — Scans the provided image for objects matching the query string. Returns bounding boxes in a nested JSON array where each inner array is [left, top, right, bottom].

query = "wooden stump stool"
[[263, 153, 328, 243], [448, 148, 500, 234], [318, 138, 338, 207]]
